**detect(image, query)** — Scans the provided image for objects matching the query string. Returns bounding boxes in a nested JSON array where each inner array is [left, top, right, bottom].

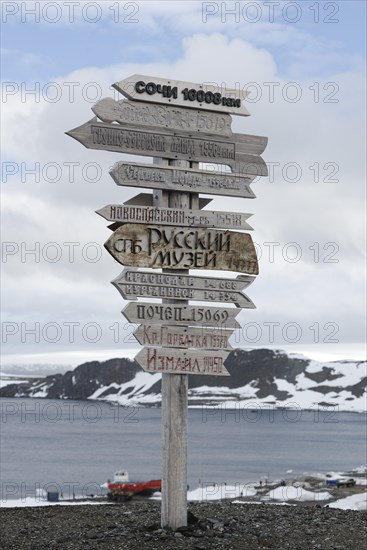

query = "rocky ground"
[[1, 500, 366, 550]]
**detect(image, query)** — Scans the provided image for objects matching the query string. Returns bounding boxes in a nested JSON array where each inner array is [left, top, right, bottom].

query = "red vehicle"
[[107, 470, 161, 502]]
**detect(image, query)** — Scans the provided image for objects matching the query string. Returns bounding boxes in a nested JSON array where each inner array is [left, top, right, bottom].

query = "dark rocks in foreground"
[[1, 501, 366, 550]]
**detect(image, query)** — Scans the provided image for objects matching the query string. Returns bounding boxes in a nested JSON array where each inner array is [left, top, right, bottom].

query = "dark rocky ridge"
[[1, 349, 365, 409]]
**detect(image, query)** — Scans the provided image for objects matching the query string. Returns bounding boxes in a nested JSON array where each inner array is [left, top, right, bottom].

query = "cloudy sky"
[[1, 0, 366, 367]]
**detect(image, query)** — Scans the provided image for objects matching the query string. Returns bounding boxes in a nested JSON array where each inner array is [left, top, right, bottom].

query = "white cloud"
[[1, 32, 366, 360]]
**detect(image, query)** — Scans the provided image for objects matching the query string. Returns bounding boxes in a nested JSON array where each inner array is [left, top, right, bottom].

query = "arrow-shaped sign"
[[92, 97, 233, 136], [114, 282, 254, 308], [104, 223, 259, 275], [112, 268, 255, 308], [133, 324, 234, 350], [110, 162, 256, 199], [135, 347, 231, 376], [112, 74, 250, 117], [66, 119, 267, 177], [97, 204, 253, 231], [122, 302, 241, 329]]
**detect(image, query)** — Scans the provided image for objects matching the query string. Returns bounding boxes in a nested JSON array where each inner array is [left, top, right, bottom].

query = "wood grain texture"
[[158, 158, 190, 530]]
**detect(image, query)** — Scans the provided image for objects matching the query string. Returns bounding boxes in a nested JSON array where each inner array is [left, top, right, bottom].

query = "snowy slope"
[[0, 349, 365, 412]]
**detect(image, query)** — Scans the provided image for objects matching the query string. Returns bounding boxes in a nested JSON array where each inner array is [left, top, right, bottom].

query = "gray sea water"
[[0, 398, 366, 501]]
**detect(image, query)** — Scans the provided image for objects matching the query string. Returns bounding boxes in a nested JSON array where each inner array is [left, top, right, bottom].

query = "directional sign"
[[133, 325, 234, 350], [112, 74, 250, 116], [122, 302, 241, 329], [110, 162, 256, 198], [105, 224, 259, 275], [115, 268, 255, 291], [97, 204, 253, 231], [112, 268, 255, 307], [135, 347, 230, 376], [92, 98, 233, 136], [65, 119, 268, 176]]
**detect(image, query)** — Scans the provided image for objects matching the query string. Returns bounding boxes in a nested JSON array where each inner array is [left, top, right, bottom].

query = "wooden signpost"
[[67, 73, 268, 531]]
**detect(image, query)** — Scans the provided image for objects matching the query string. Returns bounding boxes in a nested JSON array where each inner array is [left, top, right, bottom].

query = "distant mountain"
[[1, 364, 73, 376], [0, 349, 365, 412]]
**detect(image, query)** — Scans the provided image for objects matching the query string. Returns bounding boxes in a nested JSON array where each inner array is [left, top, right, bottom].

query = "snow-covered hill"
[[0, 349, 365, 412]]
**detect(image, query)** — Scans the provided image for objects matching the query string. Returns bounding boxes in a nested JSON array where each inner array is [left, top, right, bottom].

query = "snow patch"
[[266, 486, 332, 502], [328, 492, 367, 511]]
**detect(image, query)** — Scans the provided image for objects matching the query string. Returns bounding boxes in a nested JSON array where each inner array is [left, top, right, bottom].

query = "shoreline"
[[1, 395, 366, 414], [2, 471, 366, 511]]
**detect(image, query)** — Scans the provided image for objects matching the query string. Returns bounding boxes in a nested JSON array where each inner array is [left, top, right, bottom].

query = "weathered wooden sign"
[[110, 162, 256, 198], [97, 204, 253, 231], [105, 223, 259, 275], [92, 98, 233, 136], [133, 324, 234, 350], [66, 119, 267, 176], [112, 268, 255, 307], [114, 268, 254, 291], [114, 281, 254, 308], [122, 302, 241, 328], [135, 347, 230, 376], [112, 74, 250, 116]]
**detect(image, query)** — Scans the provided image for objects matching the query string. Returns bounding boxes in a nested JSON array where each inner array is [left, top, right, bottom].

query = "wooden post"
[[153, 158, 194, 530]]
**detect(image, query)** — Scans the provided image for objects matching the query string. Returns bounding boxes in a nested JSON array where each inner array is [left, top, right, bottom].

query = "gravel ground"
[[1, 501, 366, 550]]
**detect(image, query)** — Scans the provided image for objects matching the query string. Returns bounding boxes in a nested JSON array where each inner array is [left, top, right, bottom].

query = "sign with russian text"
[[105, 223, 258, 275], [122, 302, 241, 328], [135, 347, 230, 376], [97, 204, 253, 231], [110, 162, 256, 198], [92, 98, 233, 136], [66, 119, 267, 176], [112, 74, 250, 116], [133, 325, 234, 350], [112, 268, 255, 307]]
